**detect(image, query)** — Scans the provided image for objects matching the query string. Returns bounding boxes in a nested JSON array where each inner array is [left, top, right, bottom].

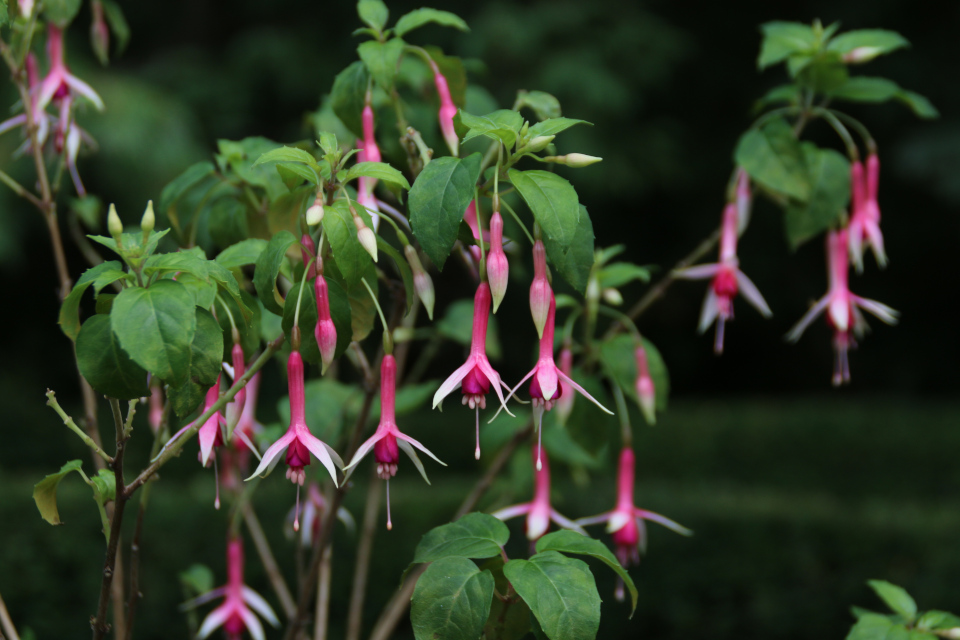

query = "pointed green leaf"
[[597, 262, 651, 289], [323, 200, 373, 288], [411, 557, 493, 640], [409, 154, 482, 269], [545, 204, 594, 294], [784, 144, 850, 249], [159, 161, 216, 217], [33, 460, 84, 525], [326, 276, 355, 358], [358, 38, 406, 92], [343, 161, 411, 190], [216, 239, 268, 269], [59, 261, 124, 341], [458, 109, 524, 148], [167, 308, 224, 417], [845, 613, 896, 640], [503, 551, 601, 640], [527, 118, 590, 139], [253, 230, 297, 315], [517, 90, 562, 120], [111, 279, 196, 385], [43, 0, 82, 28], [735, 117, 809, 201], [331, 61, 370, 139], [757, 21, 816, 70], [867, 580, 917, 622], [827, 29, 909, 57], [395, 8, 468, 36], [76, 315, 149, 400], [413, 512, 510, 563], [357, 0, 388, 31], [897, 90, 939, 119], [377, 238, 415, 313], [536, 530, 638, 616], [252, 146, 320, 172]]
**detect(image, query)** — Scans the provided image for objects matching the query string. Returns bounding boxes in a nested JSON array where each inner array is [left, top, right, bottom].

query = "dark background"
[[1, 1, 958, 638]]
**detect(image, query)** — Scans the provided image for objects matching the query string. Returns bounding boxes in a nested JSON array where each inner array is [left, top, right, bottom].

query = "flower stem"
[[499, 198, 534, 245], [0, 590, 21, 640], [243, 501, 297, 619], [346, 468, 383, 640], [45, 390, 113, 463], [362, 277, 393, 354]]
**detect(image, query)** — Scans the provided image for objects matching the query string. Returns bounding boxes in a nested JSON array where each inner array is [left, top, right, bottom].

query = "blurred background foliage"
[[0, 0, 957, 638]]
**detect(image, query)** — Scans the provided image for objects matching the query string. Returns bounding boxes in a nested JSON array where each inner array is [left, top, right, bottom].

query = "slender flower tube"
[[300, 234, 317, 280], [634, 344, 656, 425], [576, 448, 691, 600], [362, 103, 381, 165], [486, 211, 509, 313], [787, 228, 898, 386], [314, 273, 337, 373], [148, 378, 164, 434], [0, 54, 51, 151], [229, 343, 247, 415], [432, 283, 513, 459], [355, 140, 382, 230], [345, 355, 446, 529], [246, 351, 342, 528], [674, 201, 772, 354], [491, 445, 585, 541], [433, 69, 459, 156], [735, 167, 752, 234], [529, 239, 551, 339], [223, 371, 264, 483], [848, 153, 887, 271], [462, 200, 484, 264], [193, 537, 279, 640], [494, 294, 613, 469]]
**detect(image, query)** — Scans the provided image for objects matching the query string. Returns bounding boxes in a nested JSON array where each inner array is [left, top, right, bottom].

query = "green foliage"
[[166, 308, 224, 417], [323, 200, 374, 287], [331, 61, 370, 139], [357, 0, 388, 32], [413, 513, 509, 563], [827, 29, 909, 58], [59, 261, 124, 341], [527, 117, 590, 139], [784, 144, 850, 248], [411, 557, 494, 640], [42, 0, 81, 27], [395, 8, 469, 37], [600, 334, 670, 410], [32, 460, 85, 526], [343, 161, 411, 190], [516, 90, 562, 120], [253, 230, 297, 315], [866, 580, 917, 622], [458, 109, 525, 148], [358, 38, 405, 92], [76, 315, 149, 400], [735, 117, 809, 201], [845, 581, 960, 640]]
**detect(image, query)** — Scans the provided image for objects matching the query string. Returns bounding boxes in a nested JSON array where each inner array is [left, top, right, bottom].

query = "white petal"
[[244, 430, 295, 481], [477, 358, 515, 417], [397, 439, 430, 485], [490, 503, 530, 521], [298, 430, 340, 487], [488, 367, 536, 423], [241, 586, 279, 626], [697, 289, 720, 334], [432, 360, 473, 409], [343, 431, 384, 475], [785, 295, 829, 343], [239, 606, 266, 640], [852, 295, 899, 325], [735, 270, 772, 317], [64, 74, 105, 111], [396, 431, 446, 467], [574, 512, 613, 528], [673, 263, 722, 280], [606, 511, 631, 534], [196, 604, 231, 639], [557, 370, 614, 415], [526, 510, 550, 540], [637, 508, 693, 536], [550, 509, 588, 535]]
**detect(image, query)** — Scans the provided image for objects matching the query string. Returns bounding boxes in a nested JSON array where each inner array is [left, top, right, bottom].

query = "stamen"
[[386, 480, 393, 531], [714, 318, 726, 355], [475, 407, 481, 460], [536, 412, 544, 471], [294, 484, 301, 532], [213, 456, 221, 510]]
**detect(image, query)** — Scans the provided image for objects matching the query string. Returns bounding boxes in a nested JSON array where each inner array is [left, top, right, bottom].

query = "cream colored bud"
[[357, 224, 378, 262], [107, 204, 123, 238], [525, 135, 555, 153], [602, 288, 623, 306], [306, 202, 324, 225], [564, 153, 602, 167], [141, 200, 155, 235]]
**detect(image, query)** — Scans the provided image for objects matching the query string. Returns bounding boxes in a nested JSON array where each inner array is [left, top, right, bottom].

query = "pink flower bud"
[[300, 234, 317, 280], [362, 103, 381, 164], [433, 71, 459, 156], [230, 343, 247, 412], [314, 275, 337, 374], [529, 240, 551, 338], [306, 195, 324, 226], [486, 211, 509, 313], [735, 167, 752, 234], [842, 47, 883, 64], [634, 345, 656, 425], [404, 245, 435, 320], [148, 381, 164, 434]]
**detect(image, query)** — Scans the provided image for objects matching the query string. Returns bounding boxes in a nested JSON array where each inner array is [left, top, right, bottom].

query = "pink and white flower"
[[848, 153, 887, 272], [634, 344, 657, 425], [787, 228, 898, 386], [674, 201, 772, 354], [529, 239, 551, 339], [314, 273, 338, 373], [433, 69, 459, 156], [486, 211, 509, 313]]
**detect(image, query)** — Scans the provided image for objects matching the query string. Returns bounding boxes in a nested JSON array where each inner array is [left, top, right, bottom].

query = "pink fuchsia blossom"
[[148, 378, 164, 434], [848, 153, 887, 272], [491, 445, 586, 541], [0, 54, 51, 152], [356, 139, 381, 231], [246, 351, 342, 529], [529, 239, 551, 339], [735, 167, 752, 234], [486, 211, 509, 313], [287, 482, 356, 546], [345, 354, 445, 529], [786, 228, 898, 386], [314, 273, 337, 373], [674, 201, 772, 354], [634, 344, 657, 425], [494, 293, 612, 469], [433, 69, 459, 156], [228, 343, 247, 415], [36, 25, 105, 116], [576, 447, 691, 600], [432, 283, 513, 459], [193, 537, 279, 640]]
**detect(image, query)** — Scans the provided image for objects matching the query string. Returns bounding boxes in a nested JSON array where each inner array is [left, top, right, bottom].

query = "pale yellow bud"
[[141, 200, 155, 235], [107, 204, 123, 238]]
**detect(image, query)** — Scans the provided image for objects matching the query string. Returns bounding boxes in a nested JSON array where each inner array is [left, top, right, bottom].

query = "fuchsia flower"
[[0, 54, 50, 150], [314, 273, 337, 373], [432, 283, 513, 459], [432, 68, 459, 156], [247, 351, 342, 529], [148, 379, 164, 434], [228, 343, 247, 415], [634, 344, 657, 425], [287, 482, 356, 546], [674, 201, 772, 354], [345, 354, 445, 529], [197, 375, 228, 473], [787, 228, 898, 386], [223, 371, 264, 485], [356, 140, 381, 230], [492, 445, 585, 541], [35, 25, 105, 117], [528, 239, 551, 339], [193, 537, 279, 640], [848, 154, 887, 272], [361, 102, 381, 165], [486, 211, 509, 313], [577, 448, 691, 600], [494, 294, 613, 469]]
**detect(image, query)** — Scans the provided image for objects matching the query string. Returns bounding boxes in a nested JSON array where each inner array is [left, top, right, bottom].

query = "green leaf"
[[176, 272, 218, 309], [395, 8, 469, 37], [111, 279, 196, 385], [343, 161, 411, 190], [734, 117, 809, 201], [253, 146, 321, 172], [528, 118, 590, 139], [484, 570, 531, 640], [180, 564, 215, 596], [784, 144, 850, 249], [33, 460, 84, 525], [330, 61, 370, 139], [159, 161, 216, 218], [757, 21, 816, 70], [101, 1, 131, 54], [503, 551, 601, 640], [597, 262, 651, 289], [59, 261, 124, 341], [358, 38, 405, 92], [845, 613, 896, 640], [599, 334, 669, 410], [867, 580, 917, 622], [357, 0, 388, 31], [536, 530, 638, 616], [324, 200, 373, 288], [281, 279, 322, 364], [458, 109, 525, 148], [43, 0, 81, 27], [413, 512, 510, 563], [411, 557, 493, 640], [897, 90, 939, 119], [92, 269, 132, 295], [755, 84, 801, 110], [206, 260, 250, 317], [546, 204, 594, 294], [326, 276, 355, 357], [253, 230, 297, 315], [829, 76, 901, 102], [76, 315, 149, 400], [827, 29, 909, 57], [507, 169, 582, 272], [517, 90, 562, 120], [143, 250, 210, 280], [277, 162, 320, 189], [917, 611, 960, 631], [796, 55, 849, 93], [408, 153, 482, 270], [216, 239, 268, 269], [167, 308, 224, 417]]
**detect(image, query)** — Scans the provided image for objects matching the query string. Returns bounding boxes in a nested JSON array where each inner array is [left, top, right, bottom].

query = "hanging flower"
[[528, 239, 551, 339], [848, 153, 887, 272], [634, 344, 657, 425], [486, 211, 509, 313], [286, 482, 356, 546], [432, 68, 459, 156], [314, 273, 337, 373]]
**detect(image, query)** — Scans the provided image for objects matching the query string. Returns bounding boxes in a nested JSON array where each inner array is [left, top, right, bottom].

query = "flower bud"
[[842, 47, 883, 64], [634, 345, 656, 425], [433, 71, 459, 156], [148, 380, 164, 434], [107, 203, 123, 239], [543, 153, 602, 168], [524, 135, 555, 153], [486, 211, 509, 313], [300, 234, 317, 280], [353, 211, 378, 261], [314, 274, 337, 374], [230, 343, 247, 412], [529, 240, 552, 338], [18, 0, 34, 18], [306, 196, 324, 226], [362, 104, 381, 165], [735, 167, 751, 234], [141, 200, 155, 235], [405, 244, 435, 320], [602, 288, 623, 306], [90, 0, 109, 65]]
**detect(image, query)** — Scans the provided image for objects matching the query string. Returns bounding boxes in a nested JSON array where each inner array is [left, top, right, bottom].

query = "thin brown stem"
[[367, 422, 533, 640], [345, 470, 383, 640], [313, 545, 333, 640], [243, 502, 296, 619], [0, 590, 20, 640]]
